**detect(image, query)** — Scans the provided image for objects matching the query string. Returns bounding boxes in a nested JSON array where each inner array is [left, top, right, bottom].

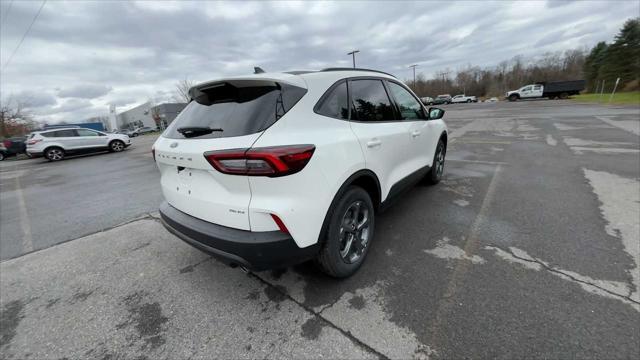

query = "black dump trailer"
[[538, 80, 586, 99]]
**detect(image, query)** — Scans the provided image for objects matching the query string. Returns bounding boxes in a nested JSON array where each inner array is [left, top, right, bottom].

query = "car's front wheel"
[[109, 140, 125, 152], [316, 186, 375, 278], [0, 152, 5, 161], [45, 147, 65, 162]]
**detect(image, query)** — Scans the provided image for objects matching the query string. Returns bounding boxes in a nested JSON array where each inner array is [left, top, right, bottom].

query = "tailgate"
[[154, 134, 260, 230]]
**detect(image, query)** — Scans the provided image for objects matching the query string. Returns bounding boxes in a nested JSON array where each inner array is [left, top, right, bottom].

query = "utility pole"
[[409, 64, 418, 87], [347, 50, 360, 68], [436, 71, 450, 94]]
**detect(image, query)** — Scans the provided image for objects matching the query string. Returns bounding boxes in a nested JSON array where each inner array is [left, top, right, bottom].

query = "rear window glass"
[[164, 82, 306, 139]]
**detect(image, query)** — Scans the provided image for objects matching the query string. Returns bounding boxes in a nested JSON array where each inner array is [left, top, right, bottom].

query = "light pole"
[[347, 50, 360, 68], [409, 64, 418, 87]]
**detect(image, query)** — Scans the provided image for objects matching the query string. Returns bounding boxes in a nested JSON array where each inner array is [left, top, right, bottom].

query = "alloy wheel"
[[48, 149, 63, 161], [112, 141, 124, 151], [339, 201, 371, 263], [435, 144, 445, 178]]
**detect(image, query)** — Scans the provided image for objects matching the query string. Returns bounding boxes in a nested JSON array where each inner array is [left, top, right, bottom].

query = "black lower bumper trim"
[[159, 202, 319, 271]]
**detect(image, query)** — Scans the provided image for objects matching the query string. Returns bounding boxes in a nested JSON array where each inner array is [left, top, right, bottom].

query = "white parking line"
[[15, 173, 34, 253]]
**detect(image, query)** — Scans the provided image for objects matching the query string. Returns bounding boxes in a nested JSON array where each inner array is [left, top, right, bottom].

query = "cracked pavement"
[[1, 101, 639, 359]]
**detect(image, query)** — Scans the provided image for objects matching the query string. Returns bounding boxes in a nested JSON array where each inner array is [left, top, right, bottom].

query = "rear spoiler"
[[188, 74, 307, 102]]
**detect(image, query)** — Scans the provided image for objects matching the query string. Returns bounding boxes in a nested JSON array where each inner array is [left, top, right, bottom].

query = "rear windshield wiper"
[[177, 126, 223, 138]]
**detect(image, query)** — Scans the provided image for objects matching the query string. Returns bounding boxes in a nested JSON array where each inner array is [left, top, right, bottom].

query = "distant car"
[[0, 137, 27, 161], [433, 95, 452, 105], [127, 127, 156, 137], [420, 96, 434, 105], [451, 94, 477, 103], [26, 127, 131, 161]]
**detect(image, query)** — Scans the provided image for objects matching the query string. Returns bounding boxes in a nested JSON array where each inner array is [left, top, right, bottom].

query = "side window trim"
[[381, 79, 402, 120]]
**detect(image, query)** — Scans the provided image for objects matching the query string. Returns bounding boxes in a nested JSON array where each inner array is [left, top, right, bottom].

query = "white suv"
[[155, 68, 448, 277], [27, 127, 131, 161]]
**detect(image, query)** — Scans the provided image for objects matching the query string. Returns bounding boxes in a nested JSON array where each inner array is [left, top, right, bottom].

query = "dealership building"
[[115, 102, 186, 130]]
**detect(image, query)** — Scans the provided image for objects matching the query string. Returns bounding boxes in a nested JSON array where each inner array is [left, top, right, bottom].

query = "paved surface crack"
[[249, 272, 389, 360], [502, 246, 640, 306], [0, 213, 159, 263]]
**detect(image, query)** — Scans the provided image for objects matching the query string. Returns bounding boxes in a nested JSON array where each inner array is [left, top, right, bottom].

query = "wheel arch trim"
[[317, 169, 381, 246]]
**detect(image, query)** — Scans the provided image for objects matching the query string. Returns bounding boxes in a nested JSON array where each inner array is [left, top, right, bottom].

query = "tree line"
[[407, 17, 639, 98]]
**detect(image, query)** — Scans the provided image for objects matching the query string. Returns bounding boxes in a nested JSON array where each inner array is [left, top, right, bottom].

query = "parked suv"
[[433, 94, 452, 105], [155, 68, 448, 277], [27, 127, 131, 161]]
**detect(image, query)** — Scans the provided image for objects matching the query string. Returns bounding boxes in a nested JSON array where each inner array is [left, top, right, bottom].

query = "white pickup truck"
[[451, 94, 477, 103], [506, 80, 585, 101]]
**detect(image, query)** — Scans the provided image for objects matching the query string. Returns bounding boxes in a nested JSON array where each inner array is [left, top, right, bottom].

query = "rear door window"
[[164, 82, 306, 139], [315, 81, 349, 120], [349, 79, 396, 122]]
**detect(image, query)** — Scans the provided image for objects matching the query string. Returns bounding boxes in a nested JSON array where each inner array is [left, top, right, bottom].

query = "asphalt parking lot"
[[1, 100, 639, 359]]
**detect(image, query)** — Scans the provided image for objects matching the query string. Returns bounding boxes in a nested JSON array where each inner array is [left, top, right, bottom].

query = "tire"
[[466, 99, 472, 103], [0, 152, 5, 161], [425, 139, 446, 185], [559, 92, 569, 100], [45, 147, 65, 162], [131, 133, 138, 137], [508, 94, 519, 102], [109, 140, 125, 152], [316, 186, 375, 278]]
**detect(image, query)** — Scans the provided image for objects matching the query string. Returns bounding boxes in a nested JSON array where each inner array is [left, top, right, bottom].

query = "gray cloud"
[[58, 84, 113, 99], [16, 91, 57, 108], [1, 0, 637, 124]]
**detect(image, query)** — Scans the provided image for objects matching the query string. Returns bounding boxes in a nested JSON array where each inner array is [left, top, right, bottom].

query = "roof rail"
[[320, 67, 396, 78]]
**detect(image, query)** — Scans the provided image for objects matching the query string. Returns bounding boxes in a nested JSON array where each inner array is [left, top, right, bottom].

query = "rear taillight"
[[2, 140, 11, 147], [204, 144, 315, 177], [26, 139, 42, 145]]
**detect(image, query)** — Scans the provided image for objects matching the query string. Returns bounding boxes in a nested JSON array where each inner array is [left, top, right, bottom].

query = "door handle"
[[366, 139, 382, 148], [411, 130, 421, 138]]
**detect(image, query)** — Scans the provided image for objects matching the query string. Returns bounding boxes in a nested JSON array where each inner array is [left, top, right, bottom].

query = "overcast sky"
[[0, 0, 637, 124]]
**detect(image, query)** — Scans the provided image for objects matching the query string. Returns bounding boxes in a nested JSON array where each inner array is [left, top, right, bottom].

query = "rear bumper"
[[159, 201, 319, 271]]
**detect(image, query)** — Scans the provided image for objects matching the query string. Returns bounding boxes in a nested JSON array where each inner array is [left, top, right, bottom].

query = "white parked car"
[[26, 127, 131, 161], [451, 94, 477, 103], [127, 126, 156, 137], [154, 68, 448, 278]]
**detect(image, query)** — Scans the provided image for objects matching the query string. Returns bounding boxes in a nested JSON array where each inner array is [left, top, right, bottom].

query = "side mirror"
[[428, 107, 445, 120]]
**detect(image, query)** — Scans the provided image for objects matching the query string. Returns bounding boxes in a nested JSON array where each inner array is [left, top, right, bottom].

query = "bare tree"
[[0, 97, 36, 137], [174, 78, 195, 103]]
